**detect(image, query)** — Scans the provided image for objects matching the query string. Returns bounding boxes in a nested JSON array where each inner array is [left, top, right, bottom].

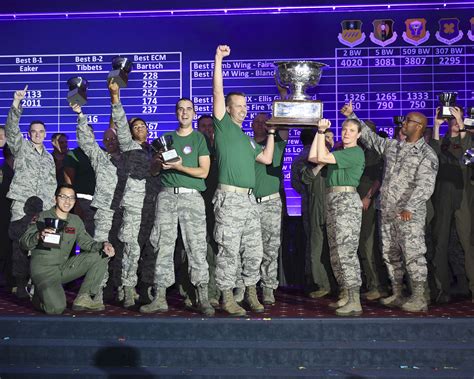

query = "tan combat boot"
[[139, 287, 168, 313], [245, 285, 264, 313], [222, 289, 246, 317], [335, 287, 362, 316], [262, 287, 275, 305], [380, 284, 407, 308], [72, 293, 105, 311], [402, 281, 428, 312], [197, 284, 215, 317], [123, 286, 138, 308], [309, 289, 330, 299], [328, 288, 348, 309], [234, 287, 245, 303]]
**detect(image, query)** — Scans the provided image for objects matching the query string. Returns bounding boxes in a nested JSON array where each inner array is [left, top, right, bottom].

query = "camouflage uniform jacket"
[[111, 102, 149, 210], [353, 113, 439, 218], [76, 113, 119, 211], [5, 105, 56, 208]]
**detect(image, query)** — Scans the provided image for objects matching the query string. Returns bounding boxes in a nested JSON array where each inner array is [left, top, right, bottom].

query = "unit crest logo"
[[436, 18, 463, 45], [402, 18, 430, 46], [468, 17, 474, 41], [370, 19, 398, 47], [338, 20, 366, 48]]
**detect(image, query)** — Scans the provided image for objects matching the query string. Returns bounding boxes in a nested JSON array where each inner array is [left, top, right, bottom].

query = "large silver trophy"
[[438, 92, 457, 119], [108, 56, 133, 88], [67, 77, 89, 106], [267, 61, 327, 127]]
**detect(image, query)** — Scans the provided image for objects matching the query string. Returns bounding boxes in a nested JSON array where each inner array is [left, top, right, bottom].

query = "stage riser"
[[1, 341, 473, 368], [0, 318, 473, 342]]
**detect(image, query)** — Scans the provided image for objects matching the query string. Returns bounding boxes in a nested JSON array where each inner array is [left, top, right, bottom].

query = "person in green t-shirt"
[[308, 117, 365, 316], [251, 112, 288, 305], [140, 98, 214, 317], [212, 45, 276, 317]]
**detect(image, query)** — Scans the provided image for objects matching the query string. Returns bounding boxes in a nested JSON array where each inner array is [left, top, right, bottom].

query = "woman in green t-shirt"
[[308, 118, 365, 316]]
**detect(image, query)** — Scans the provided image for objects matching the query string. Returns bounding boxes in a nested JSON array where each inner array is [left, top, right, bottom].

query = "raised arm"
[[70, 103, 103, 169], [109, 79, 135, 152], [314, 119, 336, 164], [5, 85, 28, 155], [341, 101, 389, 156], [256, 131, 276, 165], [213, 45, 230, 121]]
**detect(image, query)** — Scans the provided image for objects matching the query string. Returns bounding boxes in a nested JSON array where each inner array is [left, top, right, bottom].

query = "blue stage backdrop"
[[0, 7, 473, 215]]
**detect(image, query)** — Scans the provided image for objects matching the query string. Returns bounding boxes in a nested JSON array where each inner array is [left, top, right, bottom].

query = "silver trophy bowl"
[[275, 61, 327, 101]]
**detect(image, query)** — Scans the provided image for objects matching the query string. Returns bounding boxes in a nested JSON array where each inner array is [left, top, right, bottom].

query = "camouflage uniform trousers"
[[380, 211, 428, 286], [118, 207, 142, 288], [149, 188, 209, 288], [94, 207, 115, 288], [213, 189, 263, 290], [326, 192, 363, 289], [257, 196, 282, 290]]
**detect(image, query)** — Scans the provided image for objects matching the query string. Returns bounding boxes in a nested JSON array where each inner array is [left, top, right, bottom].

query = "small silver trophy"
[[438, 92, 457, 119], [267, 61, 327, 127], [67, 77, 89, 106], [152, 135, 180, 163], [42, 218, 67, 248], [108, 56, 133, 88]]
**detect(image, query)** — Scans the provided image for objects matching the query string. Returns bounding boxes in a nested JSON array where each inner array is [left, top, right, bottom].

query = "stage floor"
[[1, 287, 473, 319]]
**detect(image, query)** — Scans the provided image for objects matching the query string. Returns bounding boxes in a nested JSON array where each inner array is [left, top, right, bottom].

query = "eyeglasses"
[[57, 194, 76, 201], [404, 118, 423, 126]]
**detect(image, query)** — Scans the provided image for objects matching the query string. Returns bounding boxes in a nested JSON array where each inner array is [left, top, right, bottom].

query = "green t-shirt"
[[254, 134, 287, 198], [213, 113, 263, 188], [326, 146, 365, 188], [160, 130, 209, 191]]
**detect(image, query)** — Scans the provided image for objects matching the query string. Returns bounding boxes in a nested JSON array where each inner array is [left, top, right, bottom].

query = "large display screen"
[[0, 9, 473, 215]]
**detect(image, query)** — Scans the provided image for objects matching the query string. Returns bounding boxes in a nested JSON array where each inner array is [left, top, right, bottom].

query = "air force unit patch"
[[338, 20, 366, 48], [370, 19, 398, 47], [402, 18, 430, 46], [436, 18, 463, 45]]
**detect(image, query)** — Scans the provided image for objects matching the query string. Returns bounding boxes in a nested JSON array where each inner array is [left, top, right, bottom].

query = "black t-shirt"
[[63, 147, 96, 195]]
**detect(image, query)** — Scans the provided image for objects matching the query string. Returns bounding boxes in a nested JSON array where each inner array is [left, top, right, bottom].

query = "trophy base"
[[266, 117, 320, 128], [67, 89, 87, 106], [441, 106, 454, 119], [43, 233, 61, 249], [266, 100, 322, 128], [108, 70, 129, 88], [162, 149, 180, 163]]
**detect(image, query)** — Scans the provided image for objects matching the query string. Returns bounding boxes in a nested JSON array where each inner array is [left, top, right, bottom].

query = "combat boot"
[[245, 285, 264, 313], [262, 287, 275, 305], [309, 289, 330, 299], [197, 284, 215, 317], [362, 288, 388, 301], [380, 284, 407, 308], [335, 287, 362, 316], [234, 287, 245, 303], [402, 281, 428, 312], [222, 289, 246, 317], [14, 278, 30, 300], [72, 293, 105, 311], [123, 286, 137, 308], [328, 288, 348, 309], [139, 287, 168, 313]]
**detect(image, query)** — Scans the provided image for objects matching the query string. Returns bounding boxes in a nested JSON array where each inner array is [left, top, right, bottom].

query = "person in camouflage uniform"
[[343, 101, 439, 312], [212, 45, 276, 316], [140, 98, 213, 316], [430, 106, 473, 303], [5, 85, 56, 298], [251, 113, 288, 305], [109, 79, 159, 308], [309, 117, 365, 316]]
